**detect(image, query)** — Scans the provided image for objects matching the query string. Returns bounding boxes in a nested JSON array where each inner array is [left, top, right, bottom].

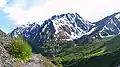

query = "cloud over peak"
[[1, 0, 120, 25]]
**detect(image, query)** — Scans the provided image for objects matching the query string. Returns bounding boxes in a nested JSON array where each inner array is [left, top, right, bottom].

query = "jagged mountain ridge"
[[10, 13, 95, 40], [10, 12, 120, 53], [95, 12, 120, 38], [74, 12, 120, 44]]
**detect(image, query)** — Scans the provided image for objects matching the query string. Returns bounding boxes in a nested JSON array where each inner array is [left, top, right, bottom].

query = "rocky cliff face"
[[0, 29, 14, 67], [0, 46, 13, 67]]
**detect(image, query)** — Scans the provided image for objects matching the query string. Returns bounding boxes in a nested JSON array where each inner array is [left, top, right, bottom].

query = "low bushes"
[[9, 36, 32, 60]]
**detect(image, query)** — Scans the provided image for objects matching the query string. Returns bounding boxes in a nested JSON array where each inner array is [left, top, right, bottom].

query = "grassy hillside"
[[42, 35, 120, 67]]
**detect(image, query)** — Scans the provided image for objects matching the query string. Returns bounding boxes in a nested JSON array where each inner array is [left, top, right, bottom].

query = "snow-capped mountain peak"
[[95, 12, 120, 38], [10, 12, 120, 53]]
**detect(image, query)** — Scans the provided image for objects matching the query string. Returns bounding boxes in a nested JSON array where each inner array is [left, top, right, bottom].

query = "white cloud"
[[2, 0, 120, 25], [0, 0, 7, 8]]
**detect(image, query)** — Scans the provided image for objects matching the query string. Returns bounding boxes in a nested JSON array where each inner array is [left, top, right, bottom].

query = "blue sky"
[[0, 0, 120, 33], [0, 10, 15, 33]]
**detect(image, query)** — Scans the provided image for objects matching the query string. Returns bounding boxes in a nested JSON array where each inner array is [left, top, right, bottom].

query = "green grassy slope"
[[44, 35, 120, 67]]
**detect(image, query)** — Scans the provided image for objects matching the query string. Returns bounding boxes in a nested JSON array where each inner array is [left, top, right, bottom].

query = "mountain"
[[93, 12, 120, 38], [74, 12, 120, 44], [10, 12, 120, 53], [10, 13, 95, 40]]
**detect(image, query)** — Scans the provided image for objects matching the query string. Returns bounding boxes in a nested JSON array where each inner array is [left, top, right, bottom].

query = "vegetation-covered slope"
[[41, 35, 120, 67]]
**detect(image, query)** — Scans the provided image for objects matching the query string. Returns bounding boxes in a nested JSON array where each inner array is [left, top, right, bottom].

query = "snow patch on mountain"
[[115, 14, 120, 21]]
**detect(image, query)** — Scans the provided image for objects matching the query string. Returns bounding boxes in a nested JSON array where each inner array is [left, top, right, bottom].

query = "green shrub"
[[51, 57, 63, 64], [9, 36, 32, 60]]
